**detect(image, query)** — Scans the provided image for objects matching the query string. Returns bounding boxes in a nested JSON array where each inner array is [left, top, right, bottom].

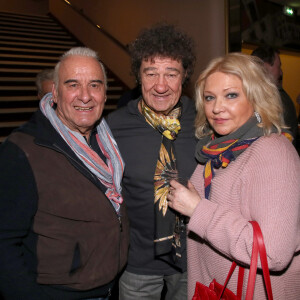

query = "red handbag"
[[192, 221, 273, 300]]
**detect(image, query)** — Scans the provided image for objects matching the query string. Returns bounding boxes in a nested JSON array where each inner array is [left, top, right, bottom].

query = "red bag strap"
[[245, 221, 273, 300], [218, 263, 244, 300], [236, 267, 244, 299], [218, 221, 273, 300], [218, 261, 237, 298], [244, 222, 259, 299], [253, 222, 273, 300]]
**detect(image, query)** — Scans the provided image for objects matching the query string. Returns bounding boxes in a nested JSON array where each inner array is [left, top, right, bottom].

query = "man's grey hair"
[[54, 47, 108, 90], [36, 68, 54, 96]]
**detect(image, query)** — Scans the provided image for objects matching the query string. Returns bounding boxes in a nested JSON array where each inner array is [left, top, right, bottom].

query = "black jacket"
[[0, 110, 129, 299], [107, 96, 197, 276]]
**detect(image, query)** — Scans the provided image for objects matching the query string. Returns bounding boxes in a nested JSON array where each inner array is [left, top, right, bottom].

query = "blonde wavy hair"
[[195, 52, 285, 138]]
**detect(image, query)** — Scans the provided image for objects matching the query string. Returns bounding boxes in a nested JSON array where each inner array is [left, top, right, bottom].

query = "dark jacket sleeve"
[[0, 140, 50, 299]]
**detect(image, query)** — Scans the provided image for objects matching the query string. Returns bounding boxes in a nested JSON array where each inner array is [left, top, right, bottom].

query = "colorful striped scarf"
[[195, 116, 292, 199], [201, 137, 258, 198], [40, 93, 125, 214]]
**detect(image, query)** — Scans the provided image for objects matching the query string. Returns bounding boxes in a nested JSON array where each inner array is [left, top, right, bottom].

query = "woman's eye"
[[226, 93, 238, 99], [204, 95, 214, 101]]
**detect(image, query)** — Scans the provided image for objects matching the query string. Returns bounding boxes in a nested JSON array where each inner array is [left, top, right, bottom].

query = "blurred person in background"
[[251, 45, 298, 145], [36, 68, 54, 100]]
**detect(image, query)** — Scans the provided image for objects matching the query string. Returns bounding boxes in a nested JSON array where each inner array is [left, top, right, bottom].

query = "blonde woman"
[[168, 53, 300, 299]]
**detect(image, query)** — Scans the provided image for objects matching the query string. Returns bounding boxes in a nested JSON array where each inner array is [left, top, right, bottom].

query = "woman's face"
[[203, 72, 254, 136]]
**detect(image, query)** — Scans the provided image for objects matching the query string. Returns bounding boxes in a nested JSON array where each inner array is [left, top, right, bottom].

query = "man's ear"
[[52, 85, 58, 103]]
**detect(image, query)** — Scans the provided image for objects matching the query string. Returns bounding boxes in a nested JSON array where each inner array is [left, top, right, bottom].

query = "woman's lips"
[[213, 118, 227, 124]]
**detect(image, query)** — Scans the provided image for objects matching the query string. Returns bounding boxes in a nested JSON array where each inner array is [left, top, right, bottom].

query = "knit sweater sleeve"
[[0, 140, 50, 299], [188, 135, 300, 271]]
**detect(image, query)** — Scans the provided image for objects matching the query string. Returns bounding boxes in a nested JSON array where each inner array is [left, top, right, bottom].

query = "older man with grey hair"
[[0, 47, 129, 300]]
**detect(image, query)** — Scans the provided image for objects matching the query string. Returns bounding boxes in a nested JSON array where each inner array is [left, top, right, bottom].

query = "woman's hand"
[[167, 179, 202, 217]]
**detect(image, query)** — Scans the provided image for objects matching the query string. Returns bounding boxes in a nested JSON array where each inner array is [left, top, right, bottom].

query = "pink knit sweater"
[[188, 134, 300, 300]]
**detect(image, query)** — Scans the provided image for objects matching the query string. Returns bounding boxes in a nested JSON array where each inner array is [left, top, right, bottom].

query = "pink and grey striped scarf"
[[40, 93, 124, 214]]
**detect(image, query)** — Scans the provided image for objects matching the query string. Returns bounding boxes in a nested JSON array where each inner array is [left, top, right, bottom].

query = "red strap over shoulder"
[[245, 221, 273, 300], [246, 221, 273, 300]]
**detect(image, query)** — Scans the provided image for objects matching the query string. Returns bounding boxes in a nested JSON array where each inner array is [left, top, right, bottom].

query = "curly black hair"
[[130, 23, 196, 86]]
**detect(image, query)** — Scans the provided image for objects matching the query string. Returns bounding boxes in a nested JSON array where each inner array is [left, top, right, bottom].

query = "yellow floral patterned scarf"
[[141, 100, 185, 269]]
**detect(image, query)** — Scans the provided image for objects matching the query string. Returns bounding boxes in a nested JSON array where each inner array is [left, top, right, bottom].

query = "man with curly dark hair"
[[107, 23, 198, 299]]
